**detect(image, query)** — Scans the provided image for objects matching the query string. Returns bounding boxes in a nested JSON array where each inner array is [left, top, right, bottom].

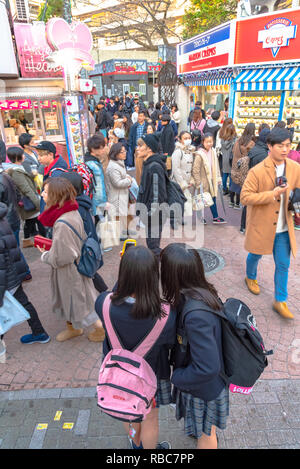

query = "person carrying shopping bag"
[[0, 202, 50, 348], [192, 133, 226, 224]]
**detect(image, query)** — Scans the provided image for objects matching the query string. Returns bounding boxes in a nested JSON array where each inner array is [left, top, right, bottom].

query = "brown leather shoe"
[[273, 301, 294, 320], [88, 327, 105, 342], [245, 278, 260, 295], [23, 238, 35, 248], [56, 322, 83, 342]]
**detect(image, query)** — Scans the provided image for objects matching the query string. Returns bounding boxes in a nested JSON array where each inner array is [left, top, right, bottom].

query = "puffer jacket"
[[0, 203, 28, 306], [0, 169, 20, 232], [6, 164, 40, 220], [84, 153, 107, 216]]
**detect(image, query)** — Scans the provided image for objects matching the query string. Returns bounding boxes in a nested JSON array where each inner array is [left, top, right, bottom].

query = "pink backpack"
[[97, 294, 170, 423]]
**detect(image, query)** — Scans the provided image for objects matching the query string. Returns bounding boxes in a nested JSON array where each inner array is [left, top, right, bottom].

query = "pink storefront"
[[0, 17, 95, 165]]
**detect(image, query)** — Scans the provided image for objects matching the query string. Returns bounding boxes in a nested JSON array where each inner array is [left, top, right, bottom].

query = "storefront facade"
[[0, 17, 95, 165], [177, 6, 300, 139], [177, 22, 236, 119], [232, 8, 300, 143]]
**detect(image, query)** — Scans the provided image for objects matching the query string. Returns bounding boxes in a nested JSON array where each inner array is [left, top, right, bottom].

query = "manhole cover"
[[197, 248, 225, 277]]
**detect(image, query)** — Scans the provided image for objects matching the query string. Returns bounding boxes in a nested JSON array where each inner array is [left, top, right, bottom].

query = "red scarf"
[[38, 200, 79, 227]]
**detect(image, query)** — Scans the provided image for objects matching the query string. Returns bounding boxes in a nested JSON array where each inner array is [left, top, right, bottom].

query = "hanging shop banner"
[[14, 22, 63, 78], [234, 8, 300, 66], [177, 22, 236, 75], [44, 112, 59, 130]]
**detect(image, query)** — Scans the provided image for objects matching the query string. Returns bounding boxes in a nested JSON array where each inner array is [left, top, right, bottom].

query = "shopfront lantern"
[[45, 18, 95, 90]]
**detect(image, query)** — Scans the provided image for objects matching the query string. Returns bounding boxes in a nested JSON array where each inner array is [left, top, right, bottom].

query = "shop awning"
[[233, 67, 300, 92], [183, 70, 233, 87], [0, 87, 63, 99]]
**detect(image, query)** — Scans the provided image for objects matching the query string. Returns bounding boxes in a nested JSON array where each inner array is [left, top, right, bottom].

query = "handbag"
[[0, 291, 30, 335], [97, 214, 120, 250], [192, 187, 214, 211], [129, 177, 139, 203]]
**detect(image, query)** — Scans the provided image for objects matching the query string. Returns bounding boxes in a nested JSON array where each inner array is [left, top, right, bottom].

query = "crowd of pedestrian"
[[0, 93, 300, 450]]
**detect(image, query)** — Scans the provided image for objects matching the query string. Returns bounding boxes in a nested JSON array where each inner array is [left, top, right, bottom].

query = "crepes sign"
[[258, 17, 297, 58]]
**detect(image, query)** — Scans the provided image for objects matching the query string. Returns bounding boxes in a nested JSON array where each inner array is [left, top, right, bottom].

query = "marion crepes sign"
[[234, 8, 300, 66], [14, 22, 63, 78]]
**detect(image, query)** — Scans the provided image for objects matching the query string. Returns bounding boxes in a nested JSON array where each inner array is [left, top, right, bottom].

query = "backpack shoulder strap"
[[49, 167, 69, 177], [56, 219, 84, 242], [102, 293, 123, 349], [134, 303, 170, 358]]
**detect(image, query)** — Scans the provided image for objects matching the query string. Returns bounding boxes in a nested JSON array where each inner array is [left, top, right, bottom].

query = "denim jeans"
[[209, 197, 219, 219], [246, 231, 291, 302], [222, 173, 231, 190]]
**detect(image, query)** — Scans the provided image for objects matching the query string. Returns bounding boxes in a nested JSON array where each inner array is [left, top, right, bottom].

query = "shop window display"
[[235, 91, 281, 136]]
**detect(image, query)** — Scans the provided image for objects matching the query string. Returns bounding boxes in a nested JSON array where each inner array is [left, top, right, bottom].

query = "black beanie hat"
[[141, 133, 160, 153]]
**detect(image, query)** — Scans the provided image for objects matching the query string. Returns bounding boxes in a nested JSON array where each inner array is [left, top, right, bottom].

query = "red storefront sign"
[[234, 9, 300, 66]]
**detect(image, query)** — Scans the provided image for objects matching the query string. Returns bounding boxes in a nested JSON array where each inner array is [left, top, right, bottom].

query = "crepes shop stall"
[[231, 7, 300, 144], [0, 19, 95, 165], [177, 22, 236, 118], [0, 83, 90, 166]]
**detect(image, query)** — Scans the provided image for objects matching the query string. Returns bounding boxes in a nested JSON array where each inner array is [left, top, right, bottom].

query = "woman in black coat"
[[0, 202, 49, 345]]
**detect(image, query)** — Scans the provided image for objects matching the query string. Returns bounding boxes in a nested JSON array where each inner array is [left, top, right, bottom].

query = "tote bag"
[[0, 291, 30, 335], [97, 214, 120, 250]]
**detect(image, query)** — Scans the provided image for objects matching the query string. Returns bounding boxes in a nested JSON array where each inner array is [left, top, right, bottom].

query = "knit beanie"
[[141, 133, 160, 153]]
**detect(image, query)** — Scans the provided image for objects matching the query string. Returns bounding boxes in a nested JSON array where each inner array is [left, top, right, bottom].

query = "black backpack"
[[57, 220, 103, 278], [174, 297, 273, 395]]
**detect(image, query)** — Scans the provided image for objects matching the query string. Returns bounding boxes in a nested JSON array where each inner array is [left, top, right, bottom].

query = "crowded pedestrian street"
[[1, 0, 300, 453]]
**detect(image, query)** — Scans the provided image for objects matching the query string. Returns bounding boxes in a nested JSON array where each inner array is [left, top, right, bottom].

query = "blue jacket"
[[76, 194, 98, 243], [157, 119, 178, 137], [128, 122, 148, 155], [171, 296, 226, 401], [84, 153, 107, 216]]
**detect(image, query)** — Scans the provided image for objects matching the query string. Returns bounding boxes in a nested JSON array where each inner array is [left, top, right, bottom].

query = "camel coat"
[[41, 210, 98, 327], [192, 147, 222, 197], [240, 156, 300, 258]]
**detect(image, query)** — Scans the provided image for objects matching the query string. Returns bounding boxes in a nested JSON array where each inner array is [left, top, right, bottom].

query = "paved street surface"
[[1, 201, 300, 449]]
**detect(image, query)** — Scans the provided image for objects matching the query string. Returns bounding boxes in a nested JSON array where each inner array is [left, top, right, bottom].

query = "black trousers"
[[146, 214, 164, 260], [24, 217, 46, 239], [240, 206, 247, 230], [14, 285, 46, 336]]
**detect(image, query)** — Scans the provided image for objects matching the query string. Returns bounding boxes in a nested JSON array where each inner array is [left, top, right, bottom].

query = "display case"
[[234, 91, 281, 136], [282, 90, 300, 146]]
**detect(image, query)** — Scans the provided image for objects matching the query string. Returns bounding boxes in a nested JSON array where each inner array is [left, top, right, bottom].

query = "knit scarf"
[[38, 200, 79, 227]]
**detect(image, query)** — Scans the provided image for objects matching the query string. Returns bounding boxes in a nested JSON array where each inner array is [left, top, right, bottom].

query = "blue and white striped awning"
[[183, 70, 233, 87], [233, 67, 300, 92]]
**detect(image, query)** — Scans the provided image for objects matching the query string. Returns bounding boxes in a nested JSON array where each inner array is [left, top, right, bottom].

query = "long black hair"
[[111, 245, 166, 320], [160, 243, 222, 310]]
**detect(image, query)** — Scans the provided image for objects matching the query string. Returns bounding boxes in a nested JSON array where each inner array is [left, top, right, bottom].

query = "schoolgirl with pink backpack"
[[95, 245, 176, 450]]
